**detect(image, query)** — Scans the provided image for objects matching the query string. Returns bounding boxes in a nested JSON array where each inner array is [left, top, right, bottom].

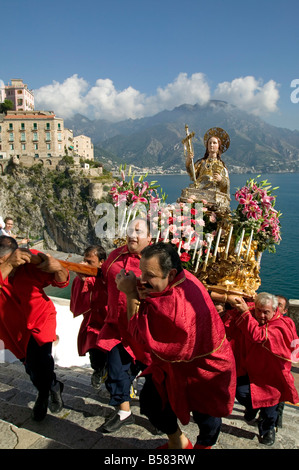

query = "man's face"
[[139, 255, 176, 293], [126, 219, 151, 254], [277, 296, 287, 315], [84, 251, 103, 269], [255, 301, 275, 325]]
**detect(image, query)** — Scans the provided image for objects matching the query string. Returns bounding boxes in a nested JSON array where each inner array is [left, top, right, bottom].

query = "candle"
[[177, 240, 182, 255], [163, 226, 170, 242], [192, 236, 200, 263], [237, 228, 245, 259], [155, 230, 160, 243], [119, 207, 127, 236], [203, 236, 212, 271], [124, 207, 132, 234], [212, 228, 222, 262], [187, 231, 192, 246], [245, 229, 254, 260], [194, 247, 202, 272], [224, 225, 233, 259]]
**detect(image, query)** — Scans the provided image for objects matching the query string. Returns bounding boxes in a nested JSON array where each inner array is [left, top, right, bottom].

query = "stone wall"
[[289, 299, 299, 335]]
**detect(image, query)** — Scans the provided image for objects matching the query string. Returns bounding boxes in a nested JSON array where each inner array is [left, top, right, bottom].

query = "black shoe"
[[49, 381, 64, 413], [99, 412, 135, 433], [91, 368, 107, 389], [32, 394, 48, 421], [260, 428, 276, 446]]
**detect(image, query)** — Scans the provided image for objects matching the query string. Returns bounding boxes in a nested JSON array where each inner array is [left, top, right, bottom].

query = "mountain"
[[64, 101, 299, 173]]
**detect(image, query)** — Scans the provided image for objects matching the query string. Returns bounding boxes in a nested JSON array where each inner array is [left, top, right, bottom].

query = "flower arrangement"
[[232, 176, 282, 253], [109, 165, 220, 270], [109, 164, 164, 208]]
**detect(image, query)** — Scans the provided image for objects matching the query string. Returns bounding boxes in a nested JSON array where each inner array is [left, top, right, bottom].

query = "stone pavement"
[[0, 361, 299, 451]]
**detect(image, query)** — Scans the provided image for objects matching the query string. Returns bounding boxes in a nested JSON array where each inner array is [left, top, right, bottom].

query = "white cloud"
[[34, 75, 89, 118], [33, 73, 279, 121], [213, 76, 279, 115]]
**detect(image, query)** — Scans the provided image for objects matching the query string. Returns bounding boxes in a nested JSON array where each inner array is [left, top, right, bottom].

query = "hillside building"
[[0, 79, 35, 112], [73, 134, 94, 161], [0, 110, 75, 170]]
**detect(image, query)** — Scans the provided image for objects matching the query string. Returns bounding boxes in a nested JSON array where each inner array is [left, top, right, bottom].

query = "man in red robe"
[[224, 292, 299, 446], [0, 236, 69, 421], [70, 245, 108, 388], [97, 218, 152, 433], [115, 242, 236, 449]]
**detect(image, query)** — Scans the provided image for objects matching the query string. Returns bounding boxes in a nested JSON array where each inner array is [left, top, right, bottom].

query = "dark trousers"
[[105, 344, 137, 406], [236, 375, 279, 436], [140, 374, 221, 447], [23, 336, 56, 397], [89, 348, 107, 372]]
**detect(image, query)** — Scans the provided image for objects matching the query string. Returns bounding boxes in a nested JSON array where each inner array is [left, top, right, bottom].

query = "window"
[[34, 154, 39, 159], [33, 132, 38, 141], [45, 132, 51, 141], [9, 144, 14, 150], [21, 144, 26, 150], [47, 153, 51, 158], [21, 132, 26, 142], [33, 123, 38, 130], [17, 99, 23, 106], [58, 143, 62, 150], [9, 123, 13, 130], [47, 143, 51, 150], [9, 133, 14, 142], [34, 143, 38, 150], [58, 123, 61, 130], [57, 132, 62, 141], [21, 123, 25, 130], [46, 123, 50, 130]]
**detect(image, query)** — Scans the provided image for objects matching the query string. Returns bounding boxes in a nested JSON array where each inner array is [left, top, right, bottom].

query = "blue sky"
[[1, 0, 299, 129]]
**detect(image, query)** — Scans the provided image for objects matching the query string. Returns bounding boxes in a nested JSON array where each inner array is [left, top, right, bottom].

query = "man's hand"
[[5, 248, 32, 268], [115, 269, 138, 296], [35, 252, 69, 283], [0, 248, 32, 280], [227, 296, 249, 313]]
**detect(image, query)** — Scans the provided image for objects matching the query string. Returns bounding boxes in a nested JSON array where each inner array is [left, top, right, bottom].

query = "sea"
[[45, 173, 299, 301]]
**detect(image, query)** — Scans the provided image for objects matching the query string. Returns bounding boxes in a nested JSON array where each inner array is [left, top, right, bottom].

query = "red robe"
[[0, 259, 69, 359], [127, 269, 236, 425], [70, 275, 107, 356], [96, 245, 151, 365], [222, 305, 299, 408]]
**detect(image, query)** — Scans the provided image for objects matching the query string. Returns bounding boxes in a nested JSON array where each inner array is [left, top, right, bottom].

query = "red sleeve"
[[70, 276, 93, 317]]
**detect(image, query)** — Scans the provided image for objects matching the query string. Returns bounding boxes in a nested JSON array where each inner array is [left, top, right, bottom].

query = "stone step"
[[0, 361, 298, 450]]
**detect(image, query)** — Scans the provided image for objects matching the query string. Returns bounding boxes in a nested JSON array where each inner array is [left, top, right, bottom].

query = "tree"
[[0, 99, 13, 114]]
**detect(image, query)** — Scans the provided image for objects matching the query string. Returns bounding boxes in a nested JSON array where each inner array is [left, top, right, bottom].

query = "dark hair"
[[4, 217, 13, 224], [275, 294, 289, 311], [0, 235, 18, 257], [84, 245, 107, 261], [141, 242, 183, 278]]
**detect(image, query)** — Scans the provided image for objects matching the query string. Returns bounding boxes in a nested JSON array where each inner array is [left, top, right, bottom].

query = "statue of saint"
[[180, 127, 231, 213]]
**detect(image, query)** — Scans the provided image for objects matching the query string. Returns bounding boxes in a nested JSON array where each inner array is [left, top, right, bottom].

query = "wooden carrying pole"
[[29, 253, 98, 276]]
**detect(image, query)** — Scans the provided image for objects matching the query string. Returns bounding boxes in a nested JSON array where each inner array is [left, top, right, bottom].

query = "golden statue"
[[180, 126, 231, 214]]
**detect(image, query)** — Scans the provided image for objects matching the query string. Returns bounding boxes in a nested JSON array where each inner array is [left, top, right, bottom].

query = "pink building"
[[1, 79, 34, 111]]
